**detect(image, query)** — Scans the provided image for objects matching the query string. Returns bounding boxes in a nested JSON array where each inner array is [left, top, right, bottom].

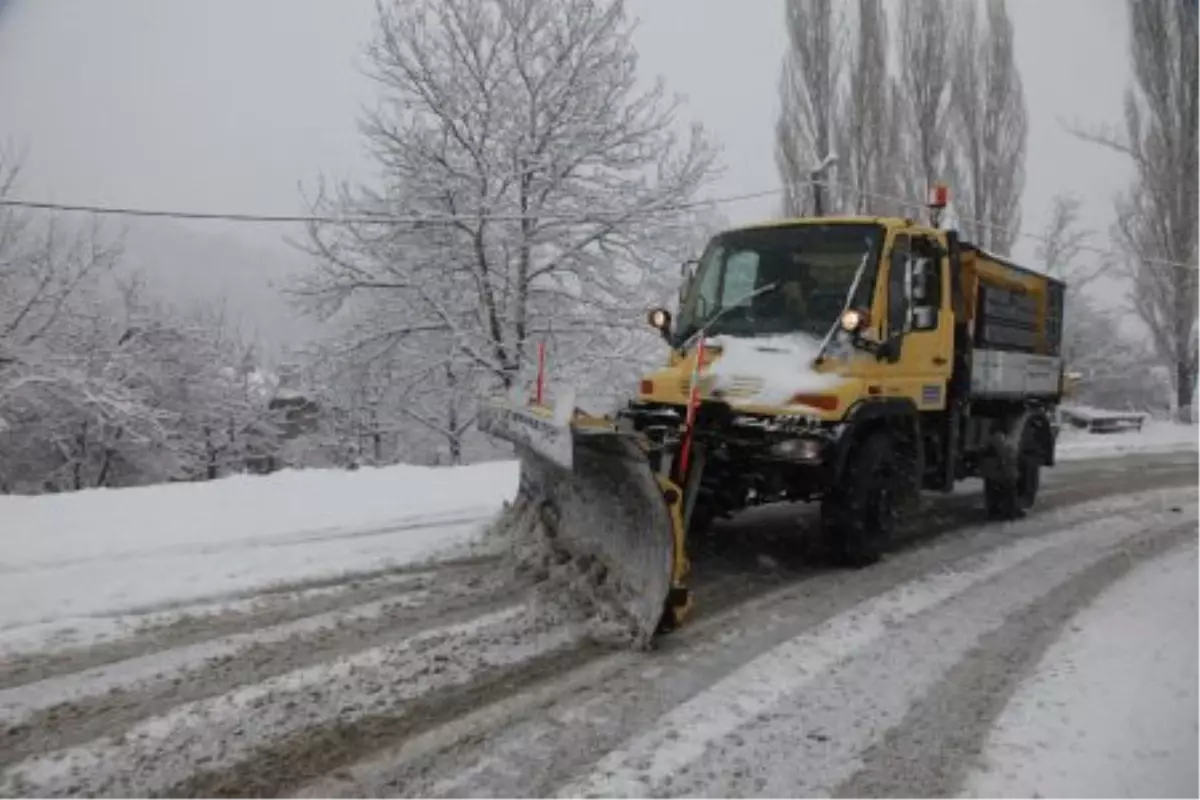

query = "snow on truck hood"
[[702, 333, 841, 408]]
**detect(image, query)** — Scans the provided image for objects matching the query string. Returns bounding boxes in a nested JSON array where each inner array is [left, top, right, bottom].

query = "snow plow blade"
[[478, 400, 691, 645]]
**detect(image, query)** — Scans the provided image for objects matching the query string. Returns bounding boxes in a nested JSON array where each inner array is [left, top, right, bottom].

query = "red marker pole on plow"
[[678, 336, 706, 477]]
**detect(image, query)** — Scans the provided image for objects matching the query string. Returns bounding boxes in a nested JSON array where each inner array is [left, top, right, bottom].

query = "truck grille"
[[679, 375, 764, 400]]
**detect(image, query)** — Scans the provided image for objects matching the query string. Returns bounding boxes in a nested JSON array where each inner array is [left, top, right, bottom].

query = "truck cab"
[[637, 218, 959, 414], [626, 213, 1066, 566]]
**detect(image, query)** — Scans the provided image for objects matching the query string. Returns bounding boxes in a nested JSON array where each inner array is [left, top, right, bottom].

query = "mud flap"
[[479, 400, 682, 644]]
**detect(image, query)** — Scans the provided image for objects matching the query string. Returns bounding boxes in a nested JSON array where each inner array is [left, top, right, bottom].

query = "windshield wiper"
[[676, 282, 779, 351], [813, 250, 871, 365]]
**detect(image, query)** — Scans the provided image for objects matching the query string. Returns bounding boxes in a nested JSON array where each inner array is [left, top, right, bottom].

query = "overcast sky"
[[0, 0, 1136, 285]]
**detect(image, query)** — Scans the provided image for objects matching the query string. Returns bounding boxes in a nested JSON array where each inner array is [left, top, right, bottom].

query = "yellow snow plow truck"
[[479, 198, 1067, 645]]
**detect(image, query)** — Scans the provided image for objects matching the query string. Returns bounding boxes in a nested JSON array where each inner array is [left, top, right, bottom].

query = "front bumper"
[[621, 400, 842, 465]]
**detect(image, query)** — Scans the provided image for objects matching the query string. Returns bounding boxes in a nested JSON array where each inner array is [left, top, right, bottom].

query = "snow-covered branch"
[[950, 0, 1027, 254], [291, 0, 720, 464], [1071, 0, 1198, 420]]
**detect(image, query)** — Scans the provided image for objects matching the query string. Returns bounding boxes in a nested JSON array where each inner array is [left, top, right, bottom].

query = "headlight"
[[647, 307, 671, 331], [840, 308, 869, 332]]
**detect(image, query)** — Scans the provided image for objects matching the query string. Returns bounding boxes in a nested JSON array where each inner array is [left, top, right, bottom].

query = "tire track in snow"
[[0, 576, 528, 766], [646, 516, 1197, 798], [958, 538, 1199, 799], [832, 530, 1198, 798], [2, 453, 1194, 797], [178, 641, 610, 799], [679, 459, 1196, 631], [296, 480, 1195, 797], [0, 604, 591, 798], [317, 464, 1194, 797], [0, 556, 502, 691], [552, 501, 1199, 797]]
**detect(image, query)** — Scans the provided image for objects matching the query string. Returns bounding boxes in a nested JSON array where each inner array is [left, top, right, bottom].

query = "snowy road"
[[1, 450, 1196, 797]]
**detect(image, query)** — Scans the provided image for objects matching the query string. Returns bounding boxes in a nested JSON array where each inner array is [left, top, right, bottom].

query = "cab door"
[[880, 230, 954, 411]]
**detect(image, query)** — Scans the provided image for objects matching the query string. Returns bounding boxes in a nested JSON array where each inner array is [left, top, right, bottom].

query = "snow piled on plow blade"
[[482, 428, 676, 650]]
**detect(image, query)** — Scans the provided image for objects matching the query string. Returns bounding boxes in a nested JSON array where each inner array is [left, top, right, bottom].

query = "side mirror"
[[906, 257, 935, 302], [904, 257, 939, 332], [910, 305, 938, 329], [647, 306, 672, 341], [679, 260, 698, 301]]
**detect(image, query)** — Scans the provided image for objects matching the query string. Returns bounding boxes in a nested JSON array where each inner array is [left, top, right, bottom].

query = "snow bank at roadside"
[[3, 461, 518, 568], [1056, 421, 1197, 461], [0, 409, 1189, 649], [0, 461, 519, 638], [962, 540, 1198, 798]]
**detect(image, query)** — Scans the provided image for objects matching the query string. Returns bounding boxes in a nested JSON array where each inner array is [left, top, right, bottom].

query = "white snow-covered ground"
[[963, 539, 1199, 799], [1056, 420, 1197, 462], [551, 495, 1199, 799], [0, 429, 1195, 797], [0, 461, 516, 652], [0, 420, 1193, 656]]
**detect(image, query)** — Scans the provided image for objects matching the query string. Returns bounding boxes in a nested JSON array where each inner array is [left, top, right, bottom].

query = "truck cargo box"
[[959, 243, 1067, 399]]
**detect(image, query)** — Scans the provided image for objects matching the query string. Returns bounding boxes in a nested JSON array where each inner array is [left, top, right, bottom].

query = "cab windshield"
[[674, 222, 885, 343]]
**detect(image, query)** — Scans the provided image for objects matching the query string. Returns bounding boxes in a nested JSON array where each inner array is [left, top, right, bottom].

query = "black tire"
[[821, 431, 901, 567], [984, 422, 1041, 520]]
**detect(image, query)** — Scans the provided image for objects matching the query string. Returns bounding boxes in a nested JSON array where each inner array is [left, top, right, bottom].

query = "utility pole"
[[809, 153, 838, 217]]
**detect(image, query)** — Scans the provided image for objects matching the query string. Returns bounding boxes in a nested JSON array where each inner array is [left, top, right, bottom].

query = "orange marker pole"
[[678, 336, 706, 477]]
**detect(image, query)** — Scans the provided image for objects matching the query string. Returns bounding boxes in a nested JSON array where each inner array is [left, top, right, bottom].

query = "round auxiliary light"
[[648, 307, 671, 331], [840, 308, 865, 332]]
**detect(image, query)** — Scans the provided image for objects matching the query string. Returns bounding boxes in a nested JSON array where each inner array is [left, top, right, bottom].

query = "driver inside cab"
[[757, 251, 817, 324]]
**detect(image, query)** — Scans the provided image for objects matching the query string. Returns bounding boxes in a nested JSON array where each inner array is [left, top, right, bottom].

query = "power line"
[[12, 196, 577, 224], [0, 198, 455, 226], [0, 188, 780, 227], [1, 179, 1195, 273]]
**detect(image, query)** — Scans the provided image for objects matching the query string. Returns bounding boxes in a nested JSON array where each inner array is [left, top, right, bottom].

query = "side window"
[[690, 246, 724, 319], [910, 237, 943, 332], [888, 235, 910, 336], [720, 250, 760, 306]]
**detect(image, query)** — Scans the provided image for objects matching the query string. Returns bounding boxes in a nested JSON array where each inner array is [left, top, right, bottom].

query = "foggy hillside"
[[0, 0, 368, 368], [115, 219, 317, 362]]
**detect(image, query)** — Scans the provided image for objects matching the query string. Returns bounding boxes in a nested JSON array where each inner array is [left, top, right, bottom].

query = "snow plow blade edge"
[[478, 401, 689, 643]]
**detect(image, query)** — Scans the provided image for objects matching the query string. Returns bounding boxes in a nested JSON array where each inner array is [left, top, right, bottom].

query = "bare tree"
[[0, 152, 149, 491], [1038, 195, 1096, 287], [950, 0, 1027, 253], [0, 157, 122, 360], [839, 0, 904, 215], [776, 0, 846, 216], [292, 0, 719, 464], [301, 322, 485, 466], [0, 152, 289, 492], [1035, 193, 1145, 404], [897, 0, 957, 204], [1071, 0, 1198, 420]]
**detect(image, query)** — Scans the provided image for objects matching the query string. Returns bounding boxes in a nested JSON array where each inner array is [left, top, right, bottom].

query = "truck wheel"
[[821, 431, 900, 567], [984, 423, 1041, 520]]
